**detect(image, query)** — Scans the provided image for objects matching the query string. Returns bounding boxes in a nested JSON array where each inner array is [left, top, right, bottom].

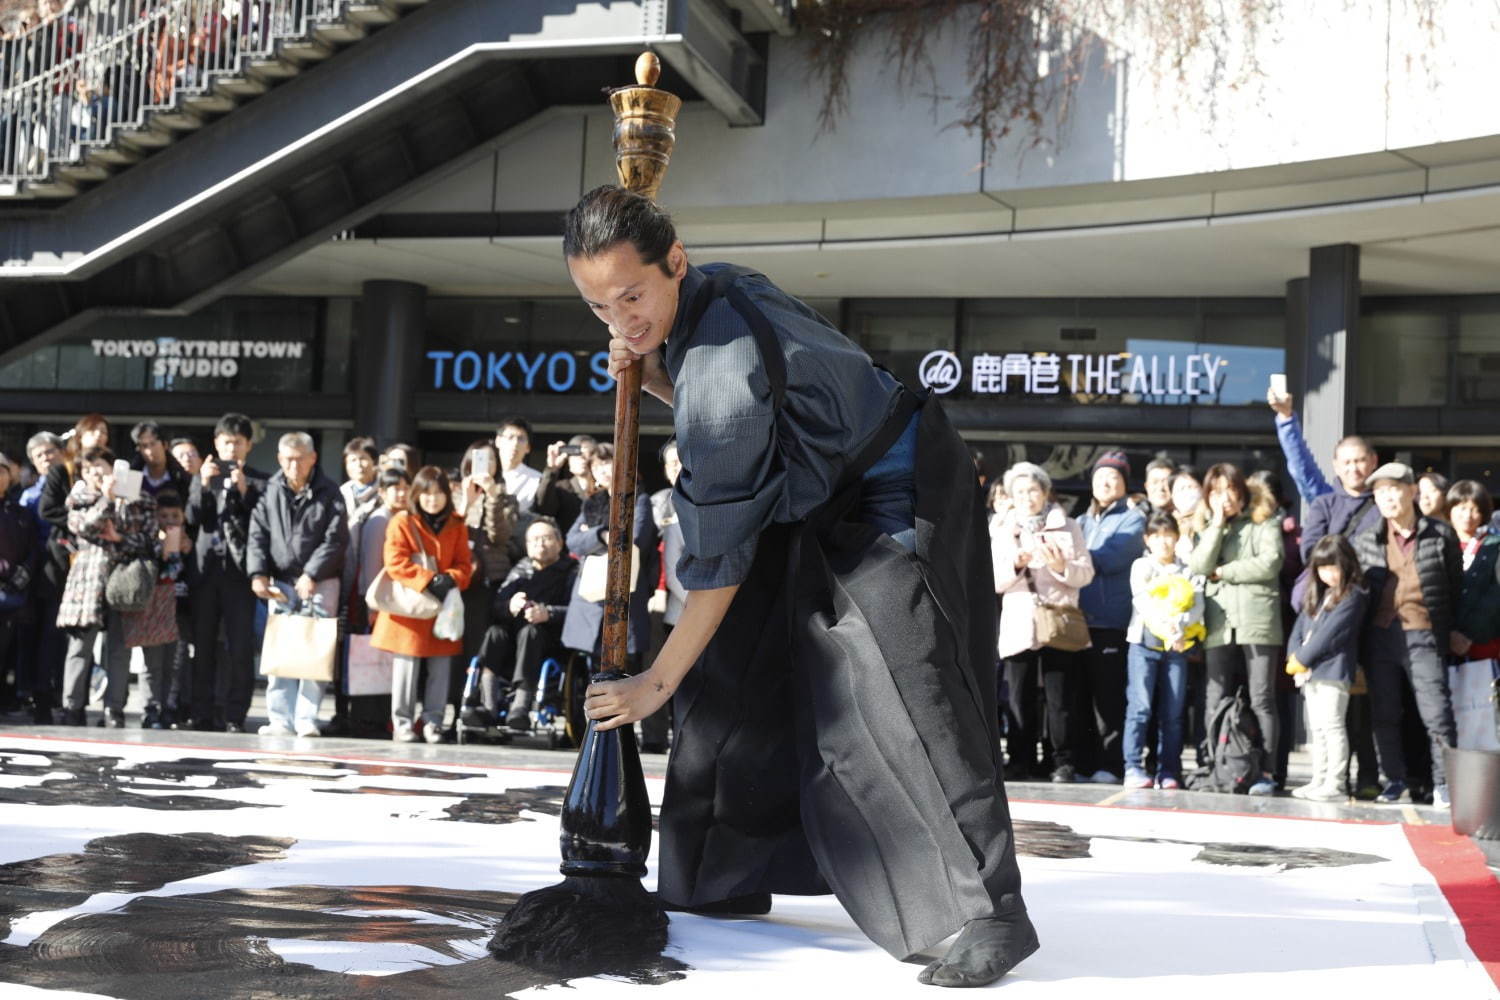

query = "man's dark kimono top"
[[656, 264, 1030, 961]]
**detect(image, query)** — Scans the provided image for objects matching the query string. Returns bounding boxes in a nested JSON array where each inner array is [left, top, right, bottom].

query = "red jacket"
[[371, 511, 473, 659]]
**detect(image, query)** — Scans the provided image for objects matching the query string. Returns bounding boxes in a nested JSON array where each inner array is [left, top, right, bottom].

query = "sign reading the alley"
[[919, 350, 1228, 399], [91, 338, 309, 379]]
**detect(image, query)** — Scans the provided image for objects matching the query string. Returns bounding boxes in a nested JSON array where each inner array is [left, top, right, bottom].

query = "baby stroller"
[[457, 653, 587, 749]]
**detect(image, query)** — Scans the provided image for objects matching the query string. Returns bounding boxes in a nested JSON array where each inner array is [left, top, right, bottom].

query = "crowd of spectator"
[[0, 411, 675, 752], [0, 393, 1494, 810], [987, 389, 1500, 808]]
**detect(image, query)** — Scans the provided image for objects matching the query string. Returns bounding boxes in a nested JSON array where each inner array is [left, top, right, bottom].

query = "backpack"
[[1187, 686, 1267, 794]]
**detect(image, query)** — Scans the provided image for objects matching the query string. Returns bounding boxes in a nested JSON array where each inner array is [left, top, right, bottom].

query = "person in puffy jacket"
[[1188, 462, 1284, 795], [247, 432, 348, 738], [1350, 462, 1461, 808], [992, 462, 1094, 783], [1076, 451, 1145, 783]]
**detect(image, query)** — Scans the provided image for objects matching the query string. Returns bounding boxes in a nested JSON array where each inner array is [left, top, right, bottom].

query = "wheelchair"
[[456, 651, 588, 749]]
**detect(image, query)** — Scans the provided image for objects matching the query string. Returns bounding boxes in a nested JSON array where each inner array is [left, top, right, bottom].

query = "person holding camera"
[[533, 434, 597, 543], [185, 412, 269, 733]]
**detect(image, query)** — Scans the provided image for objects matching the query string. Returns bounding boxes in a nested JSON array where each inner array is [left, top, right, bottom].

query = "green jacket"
[[1188, 514, 1285, 648]]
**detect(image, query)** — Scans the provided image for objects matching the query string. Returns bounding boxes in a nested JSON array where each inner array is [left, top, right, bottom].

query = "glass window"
[[1358, 311, 1447, 407], [955, 301, 1282, 406], [1456, 310, 1500, 404], [1451, 448, 1500, 494], [0, 299, 319, 394], [424, 298, 608, 396], [846, 299, 956, 393]]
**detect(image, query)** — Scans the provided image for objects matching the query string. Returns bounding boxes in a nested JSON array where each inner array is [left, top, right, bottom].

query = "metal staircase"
[[0, 0, 770, 366], [1, 0, 430, 199]]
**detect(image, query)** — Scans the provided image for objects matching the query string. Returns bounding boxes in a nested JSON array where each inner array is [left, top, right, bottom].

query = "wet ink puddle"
[[0, 748, 679, 994], [0, 746, 497, 813], [0, 835, 685, 998], [0, 744, 1382, 996], [1014, 818, 1388, 870]]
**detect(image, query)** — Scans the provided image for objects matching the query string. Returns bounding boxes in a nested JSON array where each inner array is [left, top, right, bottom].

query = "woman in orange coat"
[[372, 466, 474, 743]]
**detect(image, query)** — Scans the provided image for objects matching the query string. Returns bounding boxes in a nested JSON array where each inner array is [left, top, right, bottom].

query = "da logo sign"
[[919, 350, 962, 394]]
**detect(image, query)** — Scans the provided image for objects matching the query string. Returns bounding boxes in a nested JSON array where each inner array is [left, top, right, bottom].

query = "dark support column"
[[1289, 244, 1360, 484], [355, 280, 426, 447]]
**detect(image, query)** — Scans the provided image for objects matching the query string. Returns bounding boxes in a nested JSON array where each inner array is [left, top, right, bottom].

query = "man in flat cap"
[[1349, 462, 1462, 809]]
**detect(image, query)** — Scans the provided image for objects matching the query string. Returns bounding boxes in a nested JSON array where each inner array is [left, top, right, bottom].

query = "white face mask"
[[1172, 485, 1202, 513]]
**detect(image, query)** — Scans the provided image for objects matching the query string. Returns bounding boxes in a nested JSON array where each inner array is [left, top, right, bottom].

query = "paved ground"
[[3, 670, 1496, 889], [1, 722, 1496, 999]]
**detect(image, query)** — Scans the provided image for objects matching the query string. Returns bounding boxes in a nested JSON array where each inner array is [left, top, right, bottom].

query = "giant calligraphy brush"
[[487, 51, 680, 980]]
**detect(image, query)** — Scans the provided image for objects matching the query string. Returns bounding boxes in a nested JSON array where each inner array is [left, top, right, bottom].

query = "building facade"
[[2, 0, 1497, 499]]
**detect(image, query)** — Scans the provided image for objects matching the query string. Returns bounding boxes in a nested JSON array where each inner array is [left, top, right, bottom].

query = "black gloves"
[[426, 572, 456, 601]]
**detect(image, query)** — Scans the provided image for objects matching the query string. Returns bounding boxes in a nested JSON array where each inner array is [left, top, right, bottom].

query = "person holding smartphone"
[[992, 462, 1095, 783], [456, 440, 518, 671], [57, 447, 158, 728]]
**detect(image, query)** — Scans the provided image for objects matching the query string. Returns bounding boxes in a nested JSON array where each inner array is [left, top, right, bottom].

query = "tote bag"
[[364, 527, 441, 619], [577, 549, 640, 603], [261, 611, 338, 682]]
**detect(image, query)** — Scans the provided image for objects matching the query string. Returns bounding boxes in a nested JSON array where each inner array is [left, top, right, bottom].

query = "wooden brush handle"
[[599, 358, 642, 675]]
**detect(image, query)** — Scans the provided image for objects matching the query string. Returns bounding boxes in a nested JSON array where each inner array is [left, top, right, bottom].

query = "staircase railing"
[[1, 0, 352, 193]]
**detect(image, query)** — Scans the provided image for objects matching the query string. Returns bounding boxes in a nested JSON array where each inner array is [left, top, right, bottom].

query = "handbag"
[[577, 548, 640, 603], [363, 523, 441, 619], [1026, 569, 1091, 652], [105, 557, 157, 613], [261, 608, 338, 682]]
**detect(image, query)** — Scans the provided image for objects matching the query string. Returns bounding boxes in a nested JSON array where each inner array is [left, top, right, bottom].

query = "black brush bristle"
[[489, 875, 669, 979]]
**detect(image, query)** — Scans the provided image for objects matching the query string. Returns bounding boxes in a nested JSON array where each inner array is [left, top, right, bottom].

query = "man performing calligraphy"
[[570, 185, 1039, 989]]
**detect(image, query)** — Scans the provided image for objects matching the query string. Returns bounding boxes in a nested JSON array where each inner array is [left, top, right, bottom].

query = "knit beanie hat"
[[1091, 450, 1131, 481]]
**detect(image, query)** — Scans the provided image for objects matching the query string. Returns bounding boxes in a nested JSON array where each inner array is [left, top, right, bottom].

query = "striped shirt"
[[662, 263, 902, 589]]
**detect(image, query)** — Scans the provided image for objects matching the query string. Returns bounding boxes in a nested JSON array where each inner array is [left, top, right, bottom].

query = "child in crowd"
[[120, 489, 192, 729], [1285, 534, 1369, 802], [1124, 513, 1205, 789]]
